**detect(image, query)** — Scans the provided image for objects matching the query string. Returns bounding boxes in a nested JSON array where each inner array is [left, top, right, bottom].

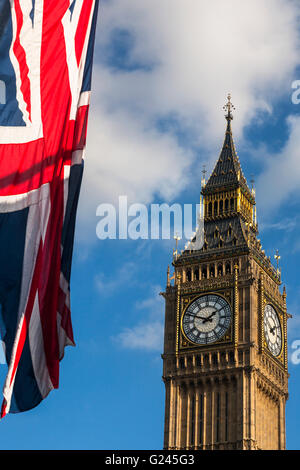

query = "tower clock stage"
[[161, 95, 289, 451]]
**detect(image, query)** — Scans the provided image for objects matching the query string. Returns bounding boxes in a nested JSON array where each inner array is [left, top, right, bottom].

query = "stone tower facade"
[[162, 96, 289, 450]]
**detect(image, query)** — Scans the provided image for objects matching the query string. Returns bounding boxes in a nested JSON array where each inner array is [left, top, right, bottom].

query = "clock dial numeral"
[[182, 294, 232, 345]]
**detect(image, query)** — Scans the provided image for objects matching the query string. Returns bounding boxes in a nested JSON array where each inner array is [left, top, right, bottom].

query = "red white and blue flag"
[[0, 0, 99, 417]]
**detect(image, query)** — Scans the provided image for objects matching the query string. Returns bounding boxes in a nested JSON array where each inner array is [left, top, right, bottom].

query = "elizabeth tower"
[[162, 96, 289, 450]]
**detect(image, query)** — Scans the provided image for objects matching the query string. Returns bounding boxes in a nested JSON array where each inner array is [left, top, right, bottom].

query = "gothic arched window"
[[196, 356, 202, 367], [219, 199, 223, 214], [189, 392, 196, 446], [217, 264, 223, 276], [214, 201, 218, 216]]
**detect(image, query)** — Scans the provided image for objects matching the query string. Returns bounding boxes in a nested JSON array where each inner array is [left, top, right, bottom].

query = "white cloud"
[[286, 285, 300, 341], [135, 285, 162, 311], [256, 116, 300, 214], [96, 0, 299, 133], [112, 285, 164, 351], [78, 0, 300, 241], [114, 321, 163, 352], [95, 261, 138, 295], [288, 310, 300, 345], [260, 215, 300, 232]]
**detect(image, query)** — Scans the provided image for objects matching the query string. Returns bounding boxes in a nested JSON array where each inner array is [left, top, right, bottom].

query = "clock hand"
[[186, 312, 209, 321], [214, 305, 225, 314], [187, 304, 226, 324], [202, 315, 215, 324], [186, 312, 214, 324], [267, 320, 276, 335], [270, 325, 280, 334], [202, 306, 225, 323]]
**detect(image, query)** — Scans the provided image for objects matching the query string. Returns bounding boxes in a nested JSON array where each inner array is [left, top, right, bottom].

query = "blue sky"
[[1, 0, 300, 450]]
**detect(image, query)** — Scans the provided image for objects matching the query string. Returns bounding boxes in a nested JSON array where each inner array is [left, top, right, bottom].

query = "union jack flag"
[[0, 0, 99, 417]]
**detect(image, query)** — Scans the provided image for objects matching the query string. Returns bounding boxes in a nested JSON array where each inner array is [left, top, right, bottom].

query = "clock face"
[[182, 294, 232, 345], [263, 304, 282, 357]]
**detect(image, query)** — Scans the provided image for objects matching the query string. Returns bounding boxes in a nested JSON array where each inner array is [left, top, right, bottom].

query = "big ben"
[[162, 95, 289, 450]]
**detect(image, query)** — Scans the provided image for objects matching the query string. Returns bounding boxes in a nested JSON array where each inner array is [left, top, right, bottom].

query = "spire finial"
[[250, 174, 256, 197], [274, 249, 281, 273], [201, 164, 207, 187], [173, 233, 181, 260], [223, 93, 235, 121]]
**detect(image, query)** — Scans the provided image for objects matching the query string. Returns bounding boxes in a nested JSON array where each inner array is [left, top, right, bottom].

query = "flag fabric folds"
[[0, 0, 99, 417]]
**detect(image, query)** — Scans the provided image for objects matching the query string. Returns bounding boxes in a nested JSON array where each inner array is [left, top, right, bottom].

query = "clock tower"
[[162, 96, 289, 450]]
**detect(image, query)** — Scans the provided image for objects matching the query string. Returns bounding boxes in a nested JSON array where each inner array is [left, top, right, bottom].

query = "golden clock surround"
[[179, 291, 234, 351]]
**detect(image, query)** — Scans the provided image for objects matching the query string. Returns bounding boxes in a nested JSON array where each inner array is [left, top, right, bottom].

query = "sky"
[[1, 0, 300, 450]]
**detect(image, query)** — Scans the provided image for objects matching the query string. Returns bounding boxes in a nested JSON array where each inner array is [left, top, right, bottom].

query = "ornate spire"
[[202, 94, 252, 199]]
